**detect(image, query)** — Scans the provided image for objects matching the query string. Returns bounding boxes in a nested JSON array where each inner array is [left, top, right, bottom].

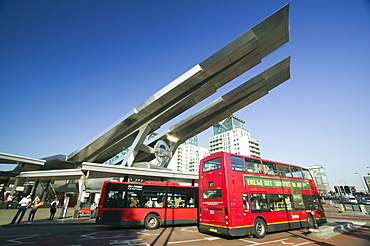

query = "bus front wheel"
[[253, 218, 267, 239], [144, 214, 160, 230]]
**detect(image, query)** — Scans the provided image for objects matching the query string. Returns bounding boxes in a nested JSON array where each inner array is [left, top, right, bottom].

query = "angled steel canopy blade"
[[67, 4, 289, 164], [135, 57, 290, 165]]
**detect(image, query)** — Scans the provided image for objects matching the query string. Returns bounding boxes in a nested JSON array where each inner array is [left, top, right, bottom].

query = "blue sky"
[[1, 1, 369, 191]]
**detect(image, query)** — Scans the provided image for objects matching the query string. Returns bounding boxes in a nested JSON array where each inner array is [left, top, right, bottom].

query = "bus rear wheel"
[[307, 214, 317, 229], [253, 218, 267, 239], [144, 214, 160, 230]]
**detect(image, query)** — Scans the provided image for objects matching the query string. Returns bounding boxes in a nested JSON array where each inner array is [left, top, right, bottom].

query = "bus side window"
[[301, 169, 313, 180], [185, 188, 197, 208], [127, 192, 140, 208], [230, 155, 245, 172], [105, 189, 125, 208], [242, 194, 249, 210], [251, 194, 268, 211], [278, 164, 292, 177], [188, 197, 195, 207], [117, 191, 125, 208], [167, 193, 185, 208], [268, 194, 285, 211], [263, 161, 278, 176], [245, 158, 263, 174], [291, 166, 303, 178]]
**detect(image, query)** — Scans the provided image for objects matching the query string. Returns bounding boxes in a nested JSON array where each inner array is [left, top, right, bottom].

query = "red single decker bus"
[[96, 180, 198, 229], [198, 152, 326, 238]]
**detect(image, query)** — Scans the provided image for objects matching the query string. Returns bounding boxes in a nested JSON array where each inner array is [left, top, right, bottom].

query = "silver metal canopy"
[[136, 57, 291, 166], [67, 4, 290, 167], [0, 152, 45, 173]]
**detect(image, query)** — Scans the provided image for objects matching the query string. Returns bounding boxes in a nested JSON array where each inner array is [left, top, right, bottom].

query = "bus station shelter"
[[3, 5, 290, 218]]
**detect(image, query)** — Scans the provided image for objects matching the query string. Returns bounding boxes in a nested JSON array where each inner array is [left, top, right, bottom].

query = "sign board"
[[59, 197, 70, 219]]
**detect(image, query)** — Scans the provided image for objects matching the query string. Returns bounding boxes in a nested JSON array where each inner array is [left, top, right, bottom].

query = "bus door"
[[165, 188, 186, 224], [123, 190, 142, 223], [101, 183, 127, 223]]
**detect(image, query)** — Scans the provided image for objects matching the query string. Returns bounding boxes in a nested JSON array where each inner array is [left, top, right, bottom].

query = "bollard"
[[359, 205, 366, 213]]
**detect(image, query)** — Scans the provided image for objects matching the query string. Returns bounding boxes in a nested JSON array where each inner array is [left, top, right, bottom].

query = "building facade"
[[167, 136, 209, 173], [209, 115, 261, 158], [364, 173, 370, 193], [309, 165, 330, 194]]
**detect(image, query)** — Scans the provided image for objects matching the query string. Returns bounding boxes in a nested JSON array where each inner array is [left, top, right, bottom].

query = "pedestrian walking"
[[49, 197, 59, 220], [10, 195, 31, 224], [28, 196, 43, 222]]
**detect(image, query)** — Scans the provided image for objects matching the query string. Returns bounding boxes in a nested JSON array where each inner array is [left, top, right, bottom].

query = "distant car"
[[320, 197, 326, 204], [347, 196, 358, 204], [358, 197, 370, 205]]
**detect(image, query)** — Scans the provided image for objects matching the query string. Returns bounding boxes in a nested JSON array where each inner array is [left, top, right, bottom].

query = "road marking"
[[281, 240, 295, 245], [293, 242, 310, 246], [136, 231, 161, 236], [81, 231, 160, 240], [109, 239, 150, 245], [5, 234, 50, 245], [239, 238, 291, 245], [180, 227, 198, 233], [168, 237, 219, 244], [81, 232, 137, 240], [239, 238, 257, 243]]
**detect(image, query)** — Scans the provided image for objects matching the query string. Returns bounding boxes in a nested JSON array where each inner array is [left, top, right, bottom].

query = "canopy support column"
[[73, 172, 87, 218], [10, 177, 19, 196], [121, 123, 152, 167]]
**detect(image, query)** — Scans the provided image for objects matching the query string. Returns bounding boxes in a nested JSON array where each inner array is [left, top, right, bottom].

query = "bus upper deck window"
[[230, 155, 245, 172], [245, 158, 263, 174], [262, 161, 278, 176], [202, 157, 221, 172], [277, 164, 292, 177], [302, 168, 313, 180], [291, 166, 303, 178]]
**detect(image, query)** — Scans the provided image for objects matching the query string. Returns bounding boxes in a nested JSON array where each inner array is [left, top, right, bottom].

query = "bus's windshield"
[[202, 157, 221, 172]]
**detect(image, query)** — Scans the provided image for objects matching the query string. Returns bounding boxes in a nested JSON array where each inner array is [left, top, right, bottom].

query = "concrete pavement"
[[1, 203, 369, 240], [307, 203, 369, 239], [1, 206, 95, 227]]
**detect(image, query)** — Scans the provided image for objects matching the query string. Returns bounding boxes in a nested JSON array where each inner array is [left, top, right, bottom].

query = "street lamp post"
[[355, 173, 367, 191]]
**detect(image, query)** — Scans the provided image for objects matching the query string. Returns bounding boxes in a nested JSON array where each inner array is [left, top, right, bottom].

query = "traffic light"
[[339, 186, 345, 193], [344, 186, 350, 194], [334, 186, 338, 193]]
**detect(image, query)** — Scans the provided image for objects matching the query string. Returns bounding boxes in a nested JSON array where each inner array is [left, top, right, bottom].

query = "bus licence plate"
[[210, 228, 217, 232]]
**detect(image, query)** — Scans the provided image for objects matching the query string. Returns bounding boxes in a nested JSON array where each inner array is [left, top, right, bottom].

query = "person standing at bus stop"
[[90, 201, 97, 219], [49, 197, 59, 220], [10, 195, 31, 224]]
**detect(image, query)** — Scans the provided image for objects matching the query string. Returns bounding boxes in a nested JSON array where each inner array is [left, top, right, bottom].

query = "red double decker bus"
[[198, 152, 326, 238], [96, 180, 198, 229]]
